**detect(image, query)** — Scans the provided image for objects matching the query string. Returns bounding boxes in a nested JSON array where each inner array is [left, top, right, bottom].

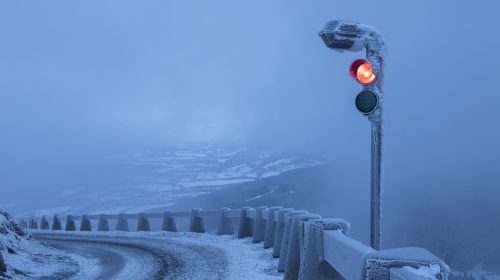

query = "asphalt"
[[34, 232, 228, 280]]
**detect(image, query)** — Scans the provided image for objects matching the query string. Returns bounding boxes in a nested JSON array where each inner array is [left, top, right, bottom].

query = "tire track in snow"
[[34, 232, 227, 280]]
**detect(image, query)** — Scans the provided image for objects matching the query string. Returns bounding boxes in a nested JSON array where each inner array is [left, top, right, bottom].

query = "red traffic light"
[[350, 59, 376, 85]]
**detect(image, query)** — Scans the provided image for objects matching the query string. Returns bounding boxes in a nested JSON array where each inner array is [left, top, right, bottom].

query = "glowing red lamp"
[[349, 59, 376, 85]]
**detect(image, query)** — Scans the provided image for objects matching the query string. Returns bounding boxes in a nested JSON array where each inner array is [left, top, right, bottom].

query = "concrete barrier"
[[238, 207, 254, 238], [362, 248, 450, 280], [298, 218, 349, 280], [161, 211, 176, 232], [273, 208, 295, 258], [283, 214, 321, 280], [51, 215, 62, 230], [263, 206, 282, 248], [19, 218, 28, 229], [190, 209, 205, 233], [65, 215, 76, 231], [27, 207, 449, 280], [80, 214, 92, 231], [216, 208, 233, 235], [252, 206, 268, 243], [278, 210, 308, 270], [137, 213, 150, 232], [97, 214, 109, 231], [40, 216, 49, 230], [29, 218, 38, 230], [391, 266, 446, 280], [324, 230, 373, 280], [116, 213, 129, 231]]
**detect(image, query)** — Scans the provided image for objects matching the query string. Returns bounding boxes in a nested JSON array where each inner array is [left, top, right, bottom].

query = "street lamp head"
[[319, 20, 384, 55], [319, 20, 364, 51]]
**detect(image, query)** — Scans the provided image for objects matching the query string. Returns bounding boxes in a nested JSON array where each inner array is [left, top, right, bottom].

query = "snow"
[[243, 188, 277, 202], [261, 171, 281, 178], [179, 178, 254, 188], [0, 210, 100, 279], [29, 230, 283, 280], [162, 232, 283, 280], [363, 247, 450, 280], [86, 244, 157, 280], [2, 239, 101, 279], [320, 20, 386, 56], [403, 264, 442, 279], [263, 158, 296, 169], [3, 204, 284, 280]]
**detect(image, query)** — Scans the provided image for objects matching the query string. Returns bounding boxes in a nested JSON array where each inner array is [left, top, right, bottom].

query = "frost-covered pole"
[[366, 38, 384, 251], [319, 20, 385, 250]]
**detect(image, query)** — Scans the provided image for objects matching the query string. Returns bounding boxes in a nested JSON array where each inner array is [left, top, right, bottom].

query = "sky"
[[1, 1, 499, 148], [1, 0, 500, 254]]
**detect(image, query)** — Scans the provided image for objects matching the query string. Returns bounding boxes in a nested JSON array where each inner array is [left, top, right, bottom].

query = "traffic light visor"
[[350, 59, 376, 85]]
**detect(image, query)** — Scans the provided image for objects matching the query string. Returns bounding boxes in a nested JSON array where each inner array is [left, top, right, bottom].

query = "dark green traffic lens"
[[355, 90, 379, 114]]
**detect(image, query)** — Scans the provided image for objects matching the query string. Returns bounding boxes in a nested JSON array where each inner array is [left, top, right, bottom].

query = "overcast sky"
[[1, 1, 499, 207]]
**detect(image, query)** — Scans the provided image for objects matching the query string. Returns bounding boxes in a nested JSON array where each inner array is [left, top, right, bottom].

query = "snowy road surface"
[[31, 231, 282, 280], [36, 238, 171, 279]]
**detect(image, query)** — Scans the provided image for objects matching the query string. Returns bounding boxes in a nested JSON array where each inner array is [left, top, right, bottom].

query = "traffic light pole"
[[319, 20, 386, 250], [370, 117, 382, 250], [367, 47, 384, 250]]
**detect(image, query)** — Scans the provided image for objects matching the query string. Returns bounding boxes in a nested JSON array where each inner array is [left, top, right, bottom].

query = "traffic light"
[[350, 59, 379, 115], [350, 59, 376, 85]]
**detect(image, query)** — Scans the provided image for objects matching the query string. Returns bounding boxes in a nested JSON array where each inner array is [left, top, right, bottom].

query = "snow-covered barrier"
[[115, 213, 129, 231], [137, 213, 150, 232], [80, 214, 92, 231], [216, 207, 233, 235], [29, 217, 38, 229], [162, 211, 177, 232], [40, 216, 49, 230], [23, 207, 450, 280], [65, 215, 76, 231]]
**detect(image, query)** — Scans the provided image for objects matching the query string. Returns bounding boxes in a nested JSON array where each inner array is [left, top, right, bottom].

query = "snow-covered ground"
[[3, 208, 283, 279], [1, 211, 100, 279], [32, 231, 283, 280]]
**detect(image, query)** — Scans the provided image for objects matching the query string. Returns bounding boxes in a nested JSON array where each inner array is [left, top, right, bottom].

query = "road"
[[33, 232, 229, 280]]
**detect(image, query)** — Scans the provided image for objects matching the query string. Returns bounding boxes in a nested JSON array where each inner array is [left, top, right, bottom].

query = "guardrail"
[[20, 207, 450, 280]]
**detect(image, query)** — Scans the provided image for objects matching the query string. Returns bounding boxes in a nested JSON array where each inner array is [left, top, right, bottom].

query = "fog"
[[1, 0, 499, 274]]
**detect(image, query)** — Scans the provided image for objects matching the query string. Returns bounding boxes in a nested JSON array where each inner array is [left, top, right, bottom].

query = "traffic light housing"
[[350, 59, 379, 115]]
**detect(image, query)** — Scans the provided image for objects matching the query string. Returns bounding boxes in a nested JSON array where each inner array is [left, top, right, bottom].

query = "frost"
[[404, 264, 442, 278], [363, 247, 450, 280]]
